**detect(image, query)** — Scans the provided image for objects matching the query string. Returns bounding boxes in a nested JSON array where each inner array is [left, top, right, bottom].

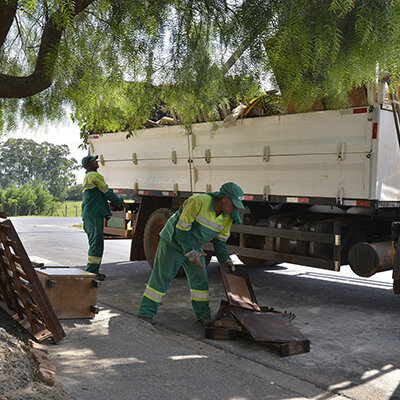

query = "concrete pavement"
[[51, 306, 348, 400], [10, 217, 400, 400]]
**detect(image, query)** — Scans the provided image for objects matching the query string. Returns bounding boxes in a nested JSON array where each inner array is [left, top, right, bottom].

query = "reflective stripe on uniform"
[[100, 185, 109, 193], [195, 215, 224, 232], [190, 289, 210, 302], [217, 233, 229, 242], [88, 255, 102, 264], [177, 219, 192, 230], [82, 183, 96, 192], [143, 285, 165, 303]]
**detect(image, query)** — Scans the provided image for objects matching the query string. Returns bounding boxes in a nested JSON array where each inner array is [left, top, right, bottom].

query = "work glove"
[[120, 201, 127, 210], [222, 258, 235, 272], [185, 250, 206, 269]]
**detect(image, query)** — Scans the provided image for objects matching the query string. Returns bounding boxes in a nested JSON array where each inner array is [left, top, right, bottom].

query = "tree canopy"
[[0, 137, 78, 199], [1, 0, 400, 137]]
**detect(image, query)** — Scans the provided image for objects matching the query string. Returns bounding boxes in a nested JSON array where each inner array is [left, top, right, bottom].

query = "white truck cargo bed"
[[89, 106, 400, 205]]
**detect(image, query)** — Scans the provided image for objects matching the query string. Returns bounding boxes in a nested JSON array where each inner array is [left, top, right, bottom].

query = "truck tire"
[[143, 208, 174, 269], [143, 208, 212, 277]]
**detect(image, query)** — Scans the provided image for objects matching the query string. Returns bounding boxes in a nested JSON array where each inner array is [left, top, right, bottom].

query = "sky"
[[6, 122, 88, 182]]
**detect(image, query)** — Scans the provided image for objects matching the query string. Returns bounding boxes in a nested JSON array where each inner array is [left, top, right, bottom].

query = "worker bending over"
[[81, 155, 125, 281], [137, 182, 244, 327]]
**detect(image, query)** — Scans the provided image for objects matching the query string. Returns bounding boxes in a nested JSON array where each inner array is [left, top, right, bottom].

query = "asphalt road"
[[10, 217, 400, 400]]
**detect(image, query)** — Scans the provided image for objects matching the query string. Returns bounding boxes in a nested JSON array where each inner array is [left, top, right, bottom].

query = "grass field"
[[51, 201, 82, 217]]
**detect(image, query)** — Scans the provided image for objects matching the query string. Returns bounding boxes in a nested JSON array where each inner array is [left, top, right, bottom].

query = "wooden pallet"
[[0, 217, 65, 343], [206, 268, 310, 356]]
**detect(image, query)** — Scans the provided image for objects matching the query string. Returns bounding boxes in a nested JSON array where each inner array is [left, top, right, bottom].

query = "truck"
[[88, 83, 400, 293]]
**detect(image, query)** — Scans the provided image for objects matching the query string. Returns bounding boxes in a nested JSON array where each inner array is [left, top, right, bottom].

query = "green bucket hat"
[[208, 182, 245, 224], [82, 154, 98, 168]]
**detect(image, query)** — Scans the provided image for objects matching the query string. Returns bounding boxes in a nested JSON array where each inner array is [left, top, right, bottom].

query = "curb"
[[28, 339, 57, 386]]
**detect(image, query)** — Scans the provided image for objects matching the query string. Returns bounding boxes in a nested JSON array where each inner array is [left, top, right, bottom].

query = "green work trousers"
[[138, 237, 210, 320], [83, 216, 104, 274]]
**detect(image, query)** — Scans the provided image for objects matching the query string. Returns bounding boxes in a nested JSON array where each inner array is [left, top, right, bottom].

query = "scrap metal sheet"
[[231, 308, 307, 343], [219, 267, 260, 311]]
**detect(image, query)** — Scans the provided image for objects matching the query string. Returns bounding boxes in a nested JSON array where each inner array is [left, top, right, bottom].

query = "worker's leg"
[[182, 254, 210, 320], [138, 238, 185, 319], [84, 217, 104, 274]]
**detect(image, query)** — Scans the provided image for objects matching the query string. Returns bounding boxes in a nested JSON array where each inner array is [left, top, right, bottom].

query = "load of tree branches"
[[1, 0, 400, 138]]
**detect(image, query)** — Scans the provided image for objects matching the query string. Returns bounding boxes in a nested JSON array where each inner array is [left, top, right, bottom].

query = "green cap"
[[207, 182, 245, 224], [215, 182, 245, 209], [82, 155, 98, 168]]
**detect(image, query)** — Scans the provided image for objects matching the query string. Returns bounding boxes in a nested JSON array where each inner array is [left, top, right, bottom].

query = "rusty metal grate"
[[0, 217, 65, 343]]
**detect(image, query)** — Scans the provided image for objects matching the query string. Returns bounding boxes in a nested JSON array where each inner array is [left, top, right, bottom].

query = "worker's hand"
[[118, 201, 127, 210], [222, 258, 235, 272], [185, 250, 206, 269]]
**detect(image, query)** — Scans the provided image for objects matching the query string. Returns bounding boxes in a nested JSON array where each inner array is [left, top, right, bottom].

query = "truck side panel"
[[89, 107, 400, 203], [90, 127, 191, 193], [191, 109, 372, 199]]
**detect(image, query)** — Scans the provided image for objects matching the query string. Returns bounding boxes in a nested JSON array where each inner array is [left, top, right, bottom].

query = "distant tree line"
[[0, 138, 83, 216]]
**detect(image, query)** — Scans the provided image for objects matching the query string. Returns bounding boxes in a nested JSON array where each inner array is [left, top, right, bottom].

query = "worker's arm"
[[211, 220, 231, 264], [88, 173, 123, 206], [175, 196, 201, 254]]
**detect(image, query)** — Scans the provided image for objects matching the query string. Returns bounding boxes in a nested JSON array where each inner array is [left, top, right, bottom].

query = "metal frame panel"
[[190, 109, 372, 199], [191, 153, 370, 198], [88, 107, 400, 204], [99, 158, 191, 193], [91, 128, 192, 192]]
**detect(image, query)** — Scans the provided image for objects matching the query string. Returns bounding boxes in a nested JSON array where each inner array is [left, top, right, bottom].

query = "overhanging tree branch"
[[0, 0, 95, 98], [0, 0, 18, 49]]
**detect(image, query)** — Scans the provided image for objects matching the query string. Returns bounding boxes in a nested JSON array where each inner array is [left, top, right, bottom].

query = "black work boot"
[[138, 316, 154, 324], [95, 273, 106, 281], [198, 316, 213, 327]]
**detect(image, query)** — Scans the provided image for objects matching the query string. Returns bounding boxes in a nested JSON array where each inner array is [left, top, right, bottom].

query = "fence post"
[[14, 204, 17, 216], [74, 205, 77, 217], [51, 204, 53, 216], [65, 204, 68, 217]]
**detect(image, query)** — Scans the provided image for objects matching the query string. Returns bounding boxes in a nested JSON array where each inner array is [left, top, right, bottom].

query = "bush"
[[64, 184, 83, 201], [0, 183, 57, 216]]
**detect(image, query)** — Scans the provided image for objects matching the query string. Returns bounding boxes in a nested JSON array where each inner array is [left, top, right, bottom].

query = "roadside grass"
[[52, 201, 82, 217], [70, 222, 83, 230], [3, 201, 82, 217]]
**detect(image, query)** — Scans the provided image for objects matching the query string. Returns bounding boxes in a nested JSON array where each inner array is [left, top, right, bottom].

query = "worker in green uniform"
[[137, 182, 245, 327], [81, 155, 125, 281]]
